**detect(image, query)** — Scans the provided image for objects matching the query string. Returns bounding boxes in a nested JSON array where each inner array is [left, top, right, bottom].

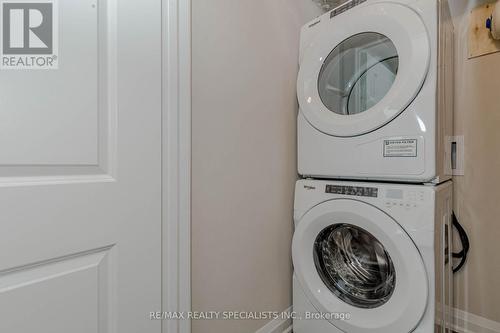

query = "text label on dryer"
[[383, 139, 418, 157]]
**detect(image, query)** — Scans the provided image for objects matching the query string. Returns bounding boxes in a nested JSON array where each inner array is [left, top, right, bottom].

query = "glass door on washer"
[[313, 223, 396, 309]]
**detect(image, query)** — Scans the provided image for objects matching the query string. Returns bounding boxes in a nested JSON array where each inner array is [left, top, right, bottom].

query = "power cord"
[[452, 211, 470, 274]]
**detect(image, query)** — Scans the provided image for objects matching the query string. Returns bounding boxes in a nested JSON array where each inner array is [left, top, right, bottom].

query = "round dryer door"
[[297, 2, 430, 137], [292, 199, 428, 333]]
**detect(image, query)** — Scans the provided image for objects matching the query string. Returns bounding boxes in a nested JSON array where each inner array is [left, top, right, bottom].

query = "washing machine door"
[[297, 2, 430, 137], [292, 199, 428, 333]]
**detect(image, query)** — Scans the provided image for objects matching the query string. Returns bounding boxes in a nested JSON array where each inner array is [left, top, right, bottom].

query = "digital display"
[[386, 189, 404, 199], [325, 185, 378, 198]]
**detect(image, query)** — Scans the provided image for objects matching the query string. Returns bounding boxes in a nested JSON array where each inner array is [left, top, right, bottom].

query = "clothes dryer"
[[297, 0, 454, 183]]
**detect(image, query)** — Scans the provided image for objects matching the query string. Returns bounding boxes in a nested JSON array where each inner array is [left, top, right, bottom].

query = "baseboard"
[[451, 308, 500, 333], [254, 306, 293, 333], [254, 306, 500, 333]]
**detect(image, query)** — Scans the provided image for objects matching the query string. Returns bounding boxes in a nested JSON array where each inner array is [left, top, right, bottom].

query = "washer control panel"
[[325, 185, 378, 198], [384, 188, 425, 210]]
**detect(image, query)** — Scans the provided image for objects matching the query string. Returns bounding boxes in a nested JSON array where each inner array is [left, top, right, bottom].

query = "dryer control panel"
[[329, 0, 367, 18]]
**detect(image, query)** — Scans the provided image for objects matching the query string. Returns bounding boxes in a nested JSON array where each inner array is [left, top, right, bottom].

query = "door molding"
[[162, 0, 192, 332]]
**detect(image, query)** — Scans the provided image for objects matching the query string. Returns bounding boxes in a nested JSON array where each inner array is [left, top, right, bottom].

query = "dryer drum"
[[317, 32, 399, 116]]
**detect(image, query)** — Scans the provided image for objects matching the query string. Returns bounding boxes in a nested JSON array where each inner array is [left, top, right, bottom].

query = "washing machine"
[[292, 179, 453, 332], [297, 0, 454, 183]]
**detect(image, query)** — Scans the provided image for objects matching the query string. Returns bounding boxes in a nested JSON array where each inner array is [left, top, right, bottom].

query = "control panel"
[[321, 183, 426, 210], [325, 185, 378, 198], [384, 188, 425, 210], [330, 0, 367, 18]]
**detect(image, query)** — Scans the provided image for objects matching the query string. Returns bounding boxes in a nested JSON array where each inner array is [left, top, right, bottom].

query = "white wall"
[[449, 0, 500, 326], [192, 0, 500, 330], [191, 1, 321, 333]]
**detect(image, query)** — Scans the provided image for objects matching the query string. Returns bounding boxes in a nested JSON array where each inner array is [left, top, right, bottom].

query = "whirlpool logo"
[[1, 0, 58, 69]]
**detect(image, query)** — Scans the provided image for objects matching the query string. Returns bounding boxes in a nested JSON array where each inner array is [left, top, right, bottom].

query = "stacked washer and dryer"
[[292, 0, 455, 332]]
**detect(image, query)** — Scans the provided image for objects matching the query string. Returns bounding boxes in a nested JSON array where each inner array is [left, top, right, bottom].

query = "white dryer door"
[[297, 2, 430, 137], [292, 199, 428, 333]]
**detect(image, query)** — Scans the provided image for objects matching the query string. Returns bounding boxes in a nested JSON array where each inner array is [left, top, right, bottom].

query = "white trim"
[[252, 307, 500, 333], [254, 307, 293, 333], [162, 0, 192, 332], [451, 308, 500, 333], [255, 307, 500, 333], [252, 306, 500, 333]]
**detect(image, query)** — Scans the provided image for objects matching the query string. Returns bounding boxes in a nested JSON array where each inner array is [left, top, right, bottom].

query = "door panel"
[[0, 0, 114, 177], [0, 0, 100, 166], [0, 248, 113, 333], [0, 0, 162, 332]]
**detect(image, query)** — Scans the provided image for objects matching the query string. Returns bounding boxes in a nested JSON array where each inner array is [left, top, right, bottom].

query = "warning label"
[[383, 139, 418, 157]]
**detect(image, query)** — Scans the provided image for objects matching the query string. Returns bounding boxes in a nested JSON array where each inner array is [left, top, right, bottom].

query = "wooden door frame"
[[162, 0, 192, 332]]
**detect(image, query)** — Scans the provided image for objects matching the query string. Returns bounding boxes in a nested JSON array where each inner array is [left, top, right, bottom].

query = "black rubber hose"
[[452, 211, 470, 274]]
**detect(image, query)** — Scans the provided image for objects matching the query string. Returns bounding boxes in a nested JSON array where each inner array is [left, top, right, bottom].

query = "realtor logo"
[[1, 0, 58, 69]]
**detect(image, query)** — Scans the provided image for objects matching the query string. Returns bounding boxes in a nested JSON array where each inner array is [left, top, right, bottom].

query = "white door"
[[0, 0, 162, 332], [292, 199, 428, 333], [297, 2, 430, 137]]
